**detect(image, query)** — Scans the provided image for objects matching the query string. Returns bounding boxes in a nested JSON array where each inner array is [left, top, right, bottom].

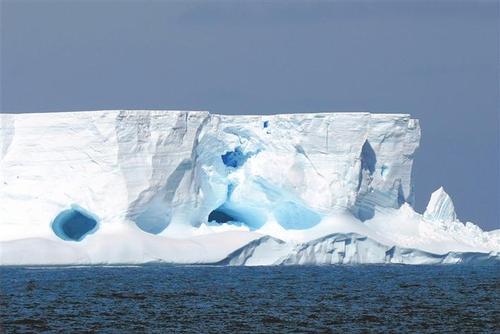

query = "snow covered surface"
[[0, 110, 498, 265]]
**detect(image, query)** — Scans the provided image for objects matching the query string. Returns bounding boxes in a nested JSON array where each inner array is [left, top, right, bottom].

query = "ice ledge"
[[219, 233, 500, 266], [2, 232, 497, 266]]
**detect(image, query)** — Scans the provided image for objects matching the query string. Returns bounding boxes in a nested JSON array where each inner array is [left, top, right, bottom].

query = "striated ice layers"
[[0, 110, 498, 265]]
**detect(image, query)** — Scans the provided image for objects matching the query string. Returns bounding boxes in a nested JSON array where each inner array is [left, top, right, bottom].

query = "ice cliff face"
[[0, 110, 497, 265]]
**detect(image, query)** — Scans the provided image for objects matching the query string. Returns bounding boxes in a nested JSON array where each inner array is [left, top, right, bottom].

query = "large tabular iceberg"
[[0, 110, 498, 265]]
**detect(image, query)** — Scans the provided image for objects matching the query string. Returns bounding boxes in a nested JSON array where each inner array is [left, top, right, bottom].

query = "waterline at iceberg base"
[[1, 110, 498, 265]]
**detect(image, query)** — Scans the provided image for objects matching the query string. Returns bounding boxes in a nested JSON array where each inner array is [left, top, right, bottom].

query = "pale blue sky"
[[1, 0, 498, 230]]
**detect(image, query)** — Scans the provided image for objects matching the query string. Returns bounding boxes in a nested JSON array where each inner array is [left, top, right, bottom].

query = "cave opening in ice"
[[207, 182, 267, 229], [208, 203, 266, 228], [51, 206, 98, 241], [361, 140, 376, 174], [208, 209, 238, 224], [208, 183, 243, 225], [221, 147, 251, 168]]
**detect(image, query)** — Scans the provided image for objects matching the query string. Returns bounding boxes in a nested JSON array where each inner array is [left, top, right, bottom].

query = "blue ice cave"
[[208, 203, 267, 229], [51, 206, 98, 241], [208, 209, 237, 224], [361, 140, 376, 174], [221, 147, 251, 168], [208, 183, 267, 229]]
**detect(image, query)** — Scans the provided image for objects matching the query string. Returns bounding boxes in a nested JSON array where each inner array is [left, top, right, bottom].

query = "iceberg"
[[0, 110, 498, 265]]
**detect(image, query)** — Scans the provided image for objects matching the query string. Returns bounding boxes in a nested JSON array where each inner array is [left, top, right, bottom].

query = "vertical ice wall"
[[0, 110, 420, 240]]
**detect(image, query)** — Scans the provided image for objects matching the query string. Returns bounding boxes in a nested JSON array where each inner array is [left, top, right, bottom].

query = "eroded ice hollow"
[[0, 110, 498, 265], [51, 206, 98, 241]]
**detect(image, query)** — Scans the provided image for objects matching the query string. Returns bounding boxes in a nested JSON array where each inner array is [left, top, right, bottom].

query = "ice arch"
[[51, 206, 98, 241]]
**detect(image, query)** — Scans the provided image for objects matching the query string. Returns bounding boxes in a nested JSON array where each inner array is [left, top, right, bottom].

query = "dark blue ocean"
[[1, 265, 498, 333]]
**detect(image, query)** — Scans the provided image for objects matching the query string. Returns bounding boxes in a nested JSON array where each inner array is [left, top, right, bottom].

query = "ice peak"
[[424, 187, 457, 222]]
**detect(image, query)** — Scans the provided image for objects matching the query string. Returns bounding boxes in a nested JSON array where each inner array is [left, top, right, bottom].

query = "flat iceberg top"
[[2, 109, 413, 117], [1, 109, 497, 265]]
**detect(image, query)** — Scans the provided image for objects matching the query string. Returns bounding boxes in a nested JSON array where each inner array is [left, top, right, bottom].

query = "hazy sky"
[[1, 0, 498, 230]]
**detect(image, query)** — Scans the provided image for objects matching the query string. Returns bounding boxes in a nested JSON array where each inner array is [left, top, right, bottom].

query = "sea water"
[[1, 265, 498, 333]]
